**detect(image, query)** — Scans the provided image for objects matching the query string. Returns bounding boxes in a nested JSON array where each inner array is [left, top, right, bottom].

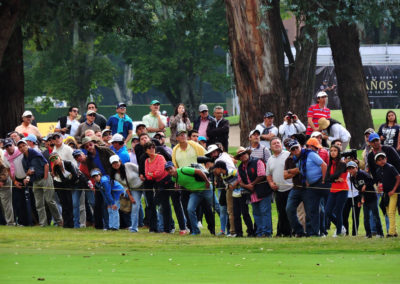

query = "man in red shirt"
[[306, 92, 330, 136]]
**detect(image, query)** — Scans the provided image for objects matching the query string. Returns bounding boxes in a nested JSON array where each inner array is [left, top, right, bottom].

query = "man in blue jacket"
[[106, 103, 133, 145], [109, 134, 130, 164]]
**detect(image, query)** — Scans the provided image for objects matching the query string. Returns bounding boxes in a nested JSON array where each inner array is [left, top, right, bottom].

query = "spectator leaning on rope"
[[18, 139, 62, 227], [236, 147, 272, 238]]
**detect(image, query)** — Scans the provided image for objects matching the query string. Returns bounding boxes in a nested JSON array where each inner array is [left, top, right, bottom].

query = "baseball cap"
[[165, 161, 175, 169], [346, 161, 358, 168], [81, 136, 93, 146], [177, 130, 187, 136], [368, 133, 380, 142], [3, 138, 14, 147], [288, 140, 300, 151], [135, 123, 146, 132], [364, 128, 375, 135], [110, 133, 124, 143], [264, 112, 274, 118], [199, 104, 208, 112], [116, 102, 126, 108], [101, 129, 112, 136], [306, 137, 322, 149], [90, 169, 101, 177], [22, 110, 33, 117], [72, 149, 84, 157], [310, 131, 323, 138], [150, 100, 160, 105], [86, 110, 96, 115], [374, 152, 386, 161], [317, 91, 328, 98], [109, 155, 120, 164], [198, 136, 207, 142], [17, 139, 27, 145], [25, 134, 37, 144], [248, 129, 260, 137]]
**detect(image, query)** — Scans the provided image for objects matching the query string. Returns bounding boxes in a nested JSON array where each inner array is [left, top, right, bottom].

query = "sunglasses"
[[71, 109, 78, 113], [118, 106, 126, 109], [25, 115, 32, 118], [49, 156, 58, 162], [290, 146, 299, 151], [103, 133, 112, 137], [88, 113, 96, 117]]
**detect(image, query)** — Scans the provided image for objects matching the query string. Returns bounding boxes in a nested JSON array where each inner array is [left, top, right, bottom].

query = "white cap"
[[317, 91, 328, 98], [110, 133, 124, 143], [248, 129, 260, 138], [205, 144, 221, 156], [310, 131, 322, 138], [22, 110, 33, 117], [109, 155, 120, 164]]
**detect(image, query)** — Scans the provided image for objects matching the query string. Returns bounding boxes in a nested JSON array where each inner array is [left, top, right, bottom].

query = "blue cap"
[[90, 169, 101, 177], [368, 133, 380, 142], [346, 161, 358, 168], [198, 136, 207, 142], [288, 139, 300, 150], [72, 149, 83, 157], [165, 161, 175, 169], [25, 134, 37, 144]]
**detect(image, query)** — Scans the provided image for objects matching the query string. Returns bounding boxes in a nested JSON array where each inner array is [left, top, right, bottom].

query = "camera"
[[341, 149, 357, 160]]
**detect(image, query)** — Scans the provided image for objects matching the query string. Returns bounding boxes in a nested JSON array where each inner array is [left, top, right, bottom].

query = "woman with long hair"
[[169, 103, 192, 147], [378, 110, 400, 151], [325, 145, 349, 237]]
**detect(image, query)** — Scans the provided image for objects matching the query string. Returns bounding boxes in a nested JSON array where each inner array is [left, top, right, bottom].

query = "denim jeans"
[[187, 190, 214, 235], [218, 189, 227, 233], [286, 189, 308, 235], [251, 194, 272, 237], [107, 199, 120, 230], [370, 194, 389, 233], [325, 190, 348, 235], [130, 190, 144, 232], [363, 199, 383, 236], [72, 190, 82, 228], [305, 181, 329, 236]]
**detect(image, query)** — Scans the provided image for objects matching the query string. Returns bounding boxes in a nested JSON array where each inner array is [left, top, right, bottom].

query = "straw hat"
[[318, 117, 330, 131]]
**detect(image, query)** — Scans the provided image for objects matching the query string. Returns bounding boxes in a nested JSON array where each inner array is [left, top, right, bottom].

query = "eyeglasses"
[[118, 107, 126, 110], [71, 109, 78, 113]]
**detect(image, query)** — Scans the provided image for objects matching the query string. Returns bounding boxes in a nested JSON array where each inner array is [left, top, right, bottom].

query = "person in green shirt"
[[165, 161, 214, 235]]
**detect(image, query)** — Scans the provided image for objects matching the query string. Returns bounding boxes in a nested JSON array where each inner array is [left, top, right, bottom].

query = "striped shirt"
[[306, 103, 330, 135], [248, 144, 270, 164]]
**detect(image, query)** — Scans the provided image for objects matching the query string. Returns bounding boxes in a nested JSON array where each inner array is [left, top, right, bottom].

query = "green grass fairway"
[[1, 226, 399, 283]]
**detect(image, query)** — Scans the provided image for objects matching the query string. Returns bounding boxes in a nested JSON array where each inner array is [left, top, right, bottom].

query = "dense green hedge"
[[28, 103, 227, 122]]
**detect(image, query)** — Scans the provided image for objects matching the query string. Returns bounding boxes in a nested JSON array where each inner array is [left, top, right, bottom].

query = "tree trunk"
[[328, 22, 373, 149], [0, 0, 20, 66], [0, 24, 24, 137], [288, 26, 318, 123], [225, 0, 286, 146]]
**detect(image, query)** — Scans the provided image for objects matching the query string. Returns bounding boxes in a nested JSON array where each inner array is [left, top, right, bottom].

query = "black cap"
[[117, 102, 127, 108], [3, 138, 14, 147], [264, 112, 274, 118]]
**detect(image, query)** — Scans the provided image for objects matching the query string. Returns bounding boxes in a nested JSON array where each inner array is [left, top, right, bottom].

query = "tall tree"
[[0, 0, 21, 66], [125, 0, 230, 118], [0, 24, 24, 137], [225, 0, 287, 145]]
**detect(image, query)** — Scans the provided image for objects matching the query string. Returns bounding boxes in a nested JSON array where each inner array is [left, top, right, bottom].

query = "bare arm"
[[308, 117, 317, 132], [321, 161, 327, 183], [267, 175, 278, 190]]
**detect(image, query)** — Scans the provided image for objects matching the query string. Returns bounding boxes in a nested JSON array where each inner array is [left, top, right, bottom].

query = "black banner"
[[315, 65, 400, 109]]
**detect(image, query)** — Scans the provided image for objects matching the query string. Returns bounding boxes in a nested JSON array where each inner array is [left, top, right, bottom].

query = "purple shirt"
[[198, 119, 209, 138]]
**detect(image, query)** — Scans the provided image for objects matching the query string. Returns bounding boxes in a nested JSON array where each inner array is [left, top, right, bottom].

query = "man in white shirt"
[[54, 106, 80, 138], [255, 112, 278, 149], [266, 137, 292, 237], [278, 111, 306, 141], [142, 100, 167, 138]]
